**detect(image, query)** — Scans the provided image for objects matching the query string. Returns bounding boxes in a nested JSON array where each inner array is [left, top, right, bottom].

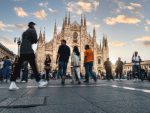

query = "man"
[[104, 58, 113, 80], [115, 57, 124, 80], [56, 39, 70, 85], [132, 51, 142, 80], [9, 22, 48, 90], [84, 44, 97, 83]]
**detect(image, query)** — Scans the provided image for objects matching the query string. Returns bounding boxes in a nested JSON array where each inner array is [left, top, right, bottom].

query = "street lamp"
[[14, 37, 21, 56]]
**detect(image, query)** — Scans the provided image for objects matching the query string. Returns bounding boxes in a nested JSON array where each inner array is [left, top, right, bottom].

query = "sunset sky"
[[0, 0, 150, 63]]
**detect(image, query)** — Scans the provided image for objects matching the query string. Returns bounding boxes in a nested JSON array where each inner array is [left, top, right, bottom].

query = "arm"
[[56, 46, 61, 64], [31, 29, 38, 44]]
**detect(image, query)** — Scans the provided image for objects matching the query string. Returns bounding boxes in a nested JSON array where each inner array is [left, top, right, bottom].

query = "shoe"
[[38, 80, 48, 88], [83, 80, 89, 83], [21, 80, 26, 83], [78, 81, 81, 84], [9, 82, 19, 90], [61, 77, 65, 85]]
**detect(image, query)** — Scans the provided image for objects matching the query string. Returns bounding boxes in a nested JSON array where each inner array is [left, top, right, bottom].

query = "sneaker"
[[83, 80, 89, 83], [9, 82, 19, 90], [38, 80, 48, 88], [21, 80, 26, 83]]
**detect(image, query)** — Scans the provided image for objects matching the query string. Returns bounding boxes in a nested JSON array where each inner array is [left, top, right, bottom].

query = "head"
[[28, 22, 36, 29], [107, 58, 109, 61], [61, 39, 66, 45], [85, 44, 90, 50], [73, 46, 80, 56], [118, 57, 121, 61], [134, 51, 138, 56]]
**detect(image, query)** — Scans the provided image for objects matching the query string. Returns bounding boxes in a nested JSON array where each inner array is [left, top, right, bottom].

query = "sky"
[[0, 0, 150, 63]]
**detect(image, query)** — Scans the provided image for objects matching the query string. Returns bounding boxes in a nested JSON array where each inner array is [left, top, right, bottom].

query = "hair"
[[85, 44, 90, 49], [61, 39, 66, 44], [73, 46, 80, 57]]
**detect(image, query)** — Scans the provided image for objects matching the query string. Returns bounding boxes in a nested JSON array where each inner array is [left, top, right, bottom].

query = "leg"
[[88, 62, 96, 81], [84, 63, 90, 82]]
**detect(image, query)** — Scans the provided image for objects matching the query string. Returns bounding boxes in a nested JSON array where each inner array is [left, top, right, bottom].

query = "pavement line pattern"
[[0, 83, 150, 94], [111, 85, 150, 93]]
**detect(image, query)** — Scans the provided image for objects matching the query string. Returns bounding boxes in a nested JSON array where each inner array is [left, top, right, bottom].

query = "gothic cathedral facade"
[[36, 14, 109, 74]]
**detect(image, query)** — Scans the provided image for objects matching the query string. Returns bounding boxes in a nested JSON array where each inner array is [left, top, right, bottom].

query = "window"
[[73, 32, 78, 43], [98, 59, 101, 64]]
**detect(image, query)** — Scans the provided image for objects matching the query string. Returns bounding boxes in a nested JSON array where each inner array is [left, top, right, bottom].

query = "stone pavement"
[[0, 79, 149, 113]]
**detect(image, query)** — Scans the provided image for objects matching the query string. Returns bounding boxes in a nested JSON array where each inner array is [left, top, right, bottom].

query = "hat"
[[28, 22, 36, 26]]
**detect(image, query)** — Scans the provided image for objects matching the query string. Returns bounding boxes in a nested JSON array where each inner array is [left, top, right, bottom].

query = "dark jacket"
[[20, 28, 37, 54]]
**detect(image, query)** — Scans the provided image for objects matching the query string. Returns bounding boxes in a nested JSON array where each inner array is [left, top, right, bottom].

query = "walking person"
[[132, 51, 142, 80], [2, 56, 11, 83], [56, 39, 70, 85], [44, 54, 51, 81], [84, 44, 97, 83], [9, 22, 48, 90], [115, 57, 124, 80], [71, 46, 81, 84], [0, 58, 4, 82], [104, 58, 113, 80]]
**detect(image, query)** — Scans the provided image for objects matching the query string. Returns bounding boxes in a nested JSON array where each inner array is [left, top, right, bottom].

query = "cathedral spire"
[[54, 20, 57, 34], [93, 26, 96, 38], [68, 12, 70, 25], [43, 27, 45, 42], [84, 15, 86, 27], [100, 39, 102, 50], [39, 28, 42, 42], [81, 14, 83, 26], [65, 13, 68, 25]]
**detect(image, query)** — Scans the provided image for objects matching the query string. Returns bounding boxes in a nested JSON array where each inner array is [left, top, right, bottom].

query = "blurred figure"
[[132, 51, 142, 80], [3, 56, 11, 83], [9, 22, 48, 90], [84, 44, 97, 83], [0, 58, 4, 82], [44, 54, 51, 81], [104, 58, 113, 80], [115, 57, 124, 80], [71, 46, 81, 84], [56, 39, 70, 85]]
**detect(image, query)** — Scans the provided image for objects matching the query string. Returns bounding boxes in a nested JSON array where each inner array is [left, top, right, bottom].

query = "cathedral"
[[36, 14, 109, 74]]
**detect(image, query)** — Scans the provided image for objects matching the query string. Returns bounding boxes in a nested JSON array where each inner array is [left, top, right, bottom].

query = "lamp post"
[[14, 37, 21, 56]]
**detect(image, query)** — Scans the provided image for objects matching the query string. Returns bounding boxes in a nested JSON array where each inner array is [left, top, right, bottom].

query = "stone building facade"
[[36, 14, 109, 74], [0, 42, 14, 60]]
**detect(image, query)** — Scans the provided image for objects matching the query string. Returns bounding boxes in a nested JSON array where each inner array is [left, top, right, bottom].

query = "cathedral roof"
[[72, 21, 80, 26]]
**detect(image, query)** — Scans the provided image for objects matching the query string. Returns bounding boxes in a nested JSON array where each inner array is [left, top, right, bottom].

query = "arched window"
[[73, 32, 78, 43], [98, 59, 101, 64]]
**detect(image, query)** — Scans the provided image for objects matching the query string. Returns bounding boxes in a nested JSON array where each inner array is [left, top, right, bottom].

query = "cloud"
[[112, 1, 143, 18], [0, 21, 27, 32], [39, 2, 48, 7], [48, 8, 57, 13], [111, 41, 126, 47], [95, 24, 100, 28], [67, 0, 100, 15], [0, 36, 17, 50], [14, 7, 28, 17], [134, 36, 150, 47], [146, 20, 150, 25], [13, 0, 25, 1], [104, 15, 141, 25], [144, 26, 149, 31], [33, 9, 47, 20], [86, 21, 100, 29]]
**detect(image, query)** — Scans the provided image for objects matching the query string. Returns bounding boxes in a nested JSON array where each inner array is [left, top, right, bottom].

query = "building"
[[124, 60, 150, 74], [0, 42, 14, 60], [36, 14, 109, 74]]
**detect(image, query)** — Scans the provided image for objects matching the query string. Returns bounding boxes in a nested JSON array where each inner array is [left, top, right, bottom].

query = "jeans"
[[132, 65, 141, 79], [84, 62, 96, 81], [57, 61, 68, 78], [21, 61, 28, 81], [11, 53, 40, 82]]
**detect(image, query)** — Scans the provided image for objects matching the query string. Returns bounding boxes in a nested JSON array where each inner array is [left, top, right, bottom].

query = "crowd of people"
[[0, 21, 149, 91]]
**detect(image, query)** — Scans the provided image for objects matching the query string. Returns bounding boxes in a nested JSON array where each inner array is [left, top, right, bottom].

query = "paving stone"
[[9, 97, 45, 108], [0, 98, 16, 108]]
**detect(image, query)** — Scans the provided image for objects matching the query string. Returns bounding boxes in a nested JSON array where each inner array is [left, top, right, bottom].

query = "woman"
[[71, 46, 81, 84], [44, 54, 51, 81], [11, 55, 20, 82], [2, 56, 11, 83]]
